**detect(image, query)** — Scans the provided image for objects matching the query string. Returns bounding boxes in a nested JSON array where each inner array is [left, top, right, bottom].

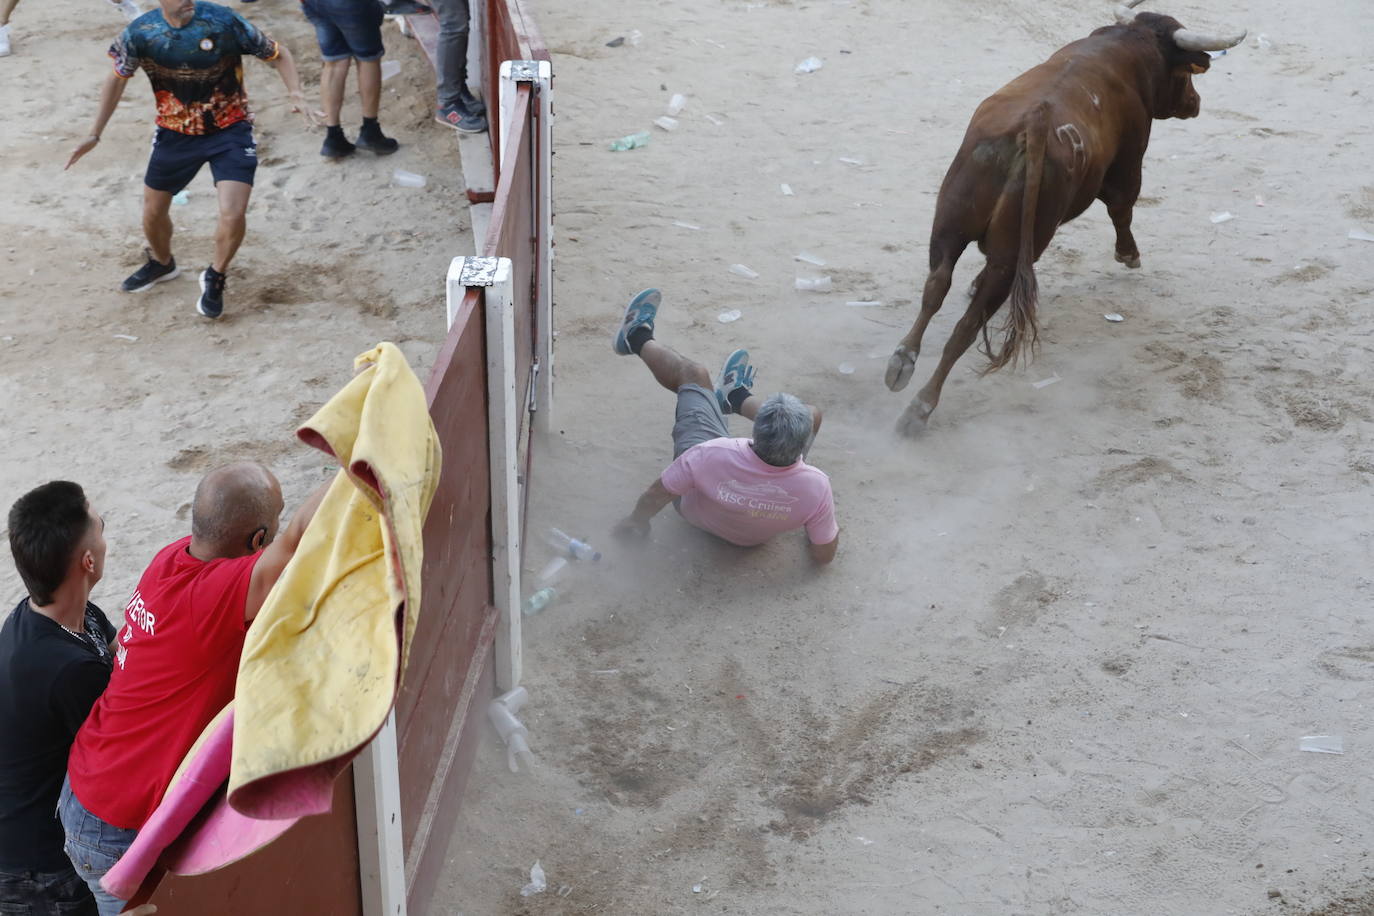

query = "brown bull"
[[885, 2, 1244, 432]]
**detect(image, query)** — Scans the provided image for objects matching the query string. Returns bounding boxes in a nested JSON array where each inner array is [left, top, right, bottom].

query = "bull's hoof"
[[885, 348, 917, 392], [1115, 251, 1142, 269], [895, 400, 935, 436]]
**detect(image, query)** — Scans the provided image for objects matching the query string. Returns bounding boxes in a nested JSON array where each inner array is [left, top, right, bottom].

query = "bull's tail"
[[984, 101, 1048, 373]]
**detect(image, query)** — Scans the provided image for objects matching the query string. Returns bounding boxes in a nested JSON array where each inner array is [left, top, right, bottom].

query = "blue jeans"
[[57, 779, 137, 916], [0, 862, 96, 915], [431, 0, 471, 107]]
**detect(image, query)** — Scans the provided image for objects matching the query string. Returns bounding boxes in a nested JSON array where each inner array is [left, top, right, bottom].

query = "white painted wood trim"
[[445, 256, 466, 330], [476, 258, 522, 690], [354, 714, 406, 916], [533, 60, 554, 435]]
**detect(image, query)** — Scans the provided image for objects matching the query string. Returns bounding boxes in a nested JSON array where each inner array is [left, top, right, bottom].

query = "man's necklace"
[[58, 622, 91, 644]]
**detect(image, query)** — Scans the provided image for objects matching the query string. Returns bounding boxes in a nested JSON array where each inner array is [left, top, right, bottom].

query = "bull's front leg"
[[886, 244, 963, 392], [1100, 169, 1143, 269]]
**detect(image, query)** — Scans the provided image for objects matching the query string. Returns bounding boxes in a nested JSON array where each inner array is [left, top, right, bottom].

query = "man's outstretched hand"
[[613, 516, 650, 541], [66, 135, 100, 170]]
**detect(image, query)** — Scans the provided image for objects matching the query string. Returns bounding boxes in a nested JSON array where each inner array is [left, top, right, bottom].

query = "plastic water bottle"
[[795, 275, 833, 291], [547, 528, 601, 561], [523, 587, 556, 616], [609, 131, 651, 151]]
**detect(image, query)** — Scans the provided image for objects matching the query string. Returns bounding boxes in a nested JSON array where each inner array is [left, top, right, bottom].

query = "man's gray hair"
[[751, 393, 812, 467]]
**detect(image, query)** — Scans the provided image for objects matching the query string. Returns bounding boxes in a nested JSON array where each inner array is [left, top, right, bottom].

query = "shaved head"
[[190, 462, 284, 557]]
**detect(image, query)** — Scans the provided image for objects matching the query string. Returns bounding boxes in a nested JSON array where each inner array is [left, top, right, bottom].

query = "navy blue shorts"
[[302, 0, 385, 62], [145, 121, 257, 194]]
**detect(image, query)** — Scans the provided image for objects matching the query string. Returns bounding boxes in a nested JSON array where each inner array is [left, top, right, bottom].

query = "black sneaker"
[[355, 122, 399, 155], [380, 0, 431, 15], [435, 101, 487, 134], [121, 252, 180, 292], [459, 86, 486, 117], [321, 129, 356, 160], [197, 267, 226, 319]]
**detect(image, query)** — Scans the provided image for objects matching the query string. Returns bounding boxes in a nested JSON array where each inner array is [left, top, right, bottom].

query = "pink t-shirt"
[[660, 438, 838, 547]]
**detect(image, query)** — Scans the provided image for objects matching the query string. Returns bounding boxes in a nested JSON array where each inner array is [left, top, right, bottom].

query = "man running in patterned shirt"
[[66, 0, 317, 319]]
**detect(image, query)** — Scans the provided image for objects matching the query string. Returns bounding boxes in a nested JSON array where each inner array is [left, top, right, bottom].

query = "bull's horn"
[[1114, 1, 1146, 25], [1172, 27, 1248, 52]]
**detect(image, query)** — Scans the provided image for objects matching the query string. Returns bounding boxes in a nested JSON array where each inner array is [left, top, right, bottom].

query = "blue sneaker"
[[613, 288, 660, 355], [715, 348, 756, 415]]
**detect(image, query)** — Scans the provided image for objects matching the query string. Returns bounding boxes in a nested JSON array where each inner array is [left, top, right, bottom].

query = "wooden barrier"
[[140, 1, 552, 911]]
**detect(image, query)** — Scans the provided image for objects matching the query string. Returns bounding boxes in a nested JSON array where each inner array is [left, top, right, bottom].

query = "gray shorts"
[[671, 384, 730, 457]]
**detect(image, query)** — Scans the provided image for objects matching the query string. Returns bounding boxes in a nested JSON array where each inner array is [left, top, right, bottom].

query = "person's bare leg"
[[142, 187, 174, 264], [638, 339, 711, 393], [357, 58, 381, 119], [212, 180, 252, 273], [0, 0, 20, 26], [321, 58, 349, 126], [737, 394, 823, 439]]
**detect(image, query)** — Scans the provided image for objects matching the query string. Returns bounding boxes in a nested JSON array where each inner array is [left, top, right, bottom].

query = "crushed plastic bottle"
[[171, 190, 189, 206], [794, 251, 825, 266], [1299, 735, 1344, 755], [780, 183, 794, 196], [523, 587, 556, 616], [653, 116, 679, 131], [490, 687, 536, 772], [609, 131, 651, 151], [717, 309, 742, 323], [547, 528, 601, 561], [392, 169, 427, 188], [794, 56, 824, 74], [666, 93, 687, 115], [520, 861, 546, 897], [729, 264, 759, 279], [795, 275, 832, 291]]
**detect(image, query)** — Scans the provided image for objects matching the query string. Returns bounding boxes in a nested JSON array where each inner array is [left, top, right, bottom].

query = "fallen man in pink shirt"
[[612, 288, 840, 564]]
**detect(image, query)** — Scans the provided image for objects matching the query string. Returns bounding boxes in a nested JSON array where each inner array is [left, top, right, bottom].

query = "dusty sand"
[[437, 0, 1374, 914], [0, 2, 468, 594]]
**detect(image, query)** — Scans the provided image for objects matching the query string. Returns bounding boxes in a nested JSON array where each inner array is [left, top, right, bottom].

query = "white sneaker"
[[0, 24, 12, 57]]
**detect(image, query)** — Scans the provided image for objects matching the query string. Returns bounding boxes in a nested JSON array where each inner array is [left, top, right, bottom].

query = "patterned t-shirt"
[[109, 1, 280, 136]]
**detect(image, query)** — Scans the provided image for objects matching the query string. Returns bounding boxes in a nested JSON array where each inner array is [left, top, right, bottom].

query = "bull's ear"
[[1188, 62, 1207, 74]]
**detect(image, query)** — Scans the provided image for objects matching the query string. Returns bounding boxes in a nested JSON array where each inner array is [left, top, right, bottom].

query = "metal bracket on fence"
[[505, 59, 542, 82], [527, 359, 539, 414], [458, 257, 505, 287]]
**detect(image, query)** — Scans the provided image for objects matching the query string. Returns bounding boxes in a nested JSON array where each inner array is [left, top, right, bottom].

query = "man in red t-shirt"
[[61, 462, 325, 914]]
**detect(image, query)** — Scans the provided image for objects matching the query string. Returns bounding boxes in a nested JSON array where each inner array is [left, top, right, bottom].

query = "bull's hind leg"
[[886, 237, 968, 392], [897, 261, 1015, 435]]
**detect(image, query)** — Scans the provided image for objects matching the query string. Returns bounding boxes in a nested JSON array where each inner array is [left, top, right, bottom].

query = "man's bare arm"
[[244, 480, 330, 623], [66, 71, 129, 169], [615, 477, 676, 538], [808, 532, 839, 565], [268, 44, 320, 127]]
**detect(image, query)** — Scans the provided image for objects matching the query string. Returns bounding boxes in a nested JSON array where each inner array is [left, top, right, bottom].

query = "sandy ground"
[[0, 1, 469, 595], [437, 0, 1374, 914]]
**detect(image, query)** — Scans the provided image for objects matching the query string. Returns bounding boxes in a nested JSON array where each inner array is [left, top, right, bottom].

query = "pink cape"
[[100, 708, 298, 901]]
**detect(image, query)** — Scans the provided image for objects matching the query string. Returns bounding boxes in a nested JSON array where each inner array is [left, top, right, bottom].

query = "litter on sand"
[[1299, 735, 1344, 755], [718, 309, 742, 323], [672, 220, 702, 231], [795, 276, 832, 291], [653, 116, 679, 131], [704, 113, 723, 126], [392, 169, 426, 188], [1348, 229, 1374, 242], [1209, 211, 1236, 224], [794, 56, 823, 73], [112, 334, 139, 341], [520, 861, 547, 897], [171, 190, 189, 206], [1032, 374, 1062, 389], [838, 157, 864, 166], [838, 363, 856, 375], [666, 93, 687, 115], [381, 60, 401, 81], [794, 251, 825, 266], [729, 264, 759, 279], [844, 300, 881, 307], [780, 183, 794, 196], [1103, 313, 1124, 322]]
